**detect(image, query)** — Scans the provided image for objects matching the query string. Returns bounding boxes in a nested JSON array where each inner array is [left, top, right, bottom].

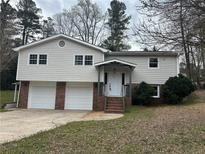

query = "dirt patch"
[[82, 112, 123, 121]]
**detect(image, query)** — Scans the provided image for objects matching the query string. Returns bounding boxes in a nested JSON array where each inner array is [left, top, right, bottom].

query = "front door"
[[108, 71, 122, 96]]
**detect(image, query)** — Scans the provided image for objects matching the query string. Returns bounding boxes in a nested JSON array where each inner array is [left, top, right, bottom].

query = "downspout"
[[129, 67, 133, 98], [177, 55, 180, 76], [97, 66, 101, 96], [13, 83, 17, 102]]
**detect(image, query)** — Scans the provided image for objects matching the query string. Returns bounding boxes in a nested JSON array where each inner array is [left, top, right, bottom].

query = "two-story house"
[[14, 34, 180, 113]]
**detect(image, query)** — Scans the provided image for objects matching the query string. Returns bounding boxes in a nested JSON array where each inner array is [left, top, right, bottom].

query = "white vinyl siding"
[[105, 56, 178, 84], [17, 38, 104, 82]]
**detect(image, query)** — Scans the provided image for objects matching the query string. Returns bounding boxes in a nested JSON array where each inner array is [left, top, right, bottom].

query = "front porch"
[[94, 59, 136, 113]]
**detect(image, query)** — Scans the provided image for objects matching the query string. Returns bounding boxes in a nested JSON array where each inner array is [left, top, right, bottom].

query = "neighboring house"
[[14, 34, 180, 113]]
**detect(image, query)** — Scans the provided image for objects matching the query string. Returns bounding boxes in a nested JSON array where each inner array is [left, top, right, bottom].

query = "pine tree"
[[0, 0, 17, 72], [152, 46, 158, 52], [17, 0, 41, 45], [101, 0, 131, 51], [41, 17, 55, 38], [143, 47, 149, 52]]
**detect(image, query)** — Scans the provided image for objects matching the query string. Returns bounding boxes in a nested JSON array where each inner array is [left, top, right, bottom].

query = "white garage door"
[[65, 83, 93, 110], [28, 82, 56, 109]]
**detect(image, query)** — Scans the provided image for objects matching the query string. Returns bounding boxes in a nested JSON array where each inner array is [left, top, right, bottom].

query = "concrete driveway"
[[0, 109, 89, 144], [0, 109, 123, 144]]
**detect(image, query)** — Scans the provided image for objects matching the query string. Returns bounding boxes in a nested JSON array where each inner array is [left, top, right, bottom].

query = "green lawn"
[[0, 90, 14, 108], [0, 91, 205, 154]]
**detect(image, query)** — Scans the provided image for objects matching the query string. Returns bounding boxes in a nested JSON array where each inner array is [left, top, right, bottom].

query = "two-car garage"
[[27, 81, 93, 110]]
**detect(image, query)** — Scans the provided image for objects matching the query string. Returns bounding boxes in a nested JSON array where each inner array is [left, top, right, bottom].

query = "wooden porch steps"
[[105, 97, 124, 113]]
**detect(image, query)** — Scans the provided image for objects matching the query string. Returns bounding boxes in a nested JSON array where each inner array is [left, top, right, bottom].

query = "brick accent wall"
[[18, 81, 30, 109], [55, 82, 66, 110], [93, 83, 105, 111]]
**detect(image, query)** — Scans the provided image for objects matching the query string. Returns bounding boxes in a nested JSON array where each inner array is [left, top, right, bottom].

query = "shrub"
[[202, 83, 205, 89], [161, 74, 195, 104], [133, 82, 154, 106]]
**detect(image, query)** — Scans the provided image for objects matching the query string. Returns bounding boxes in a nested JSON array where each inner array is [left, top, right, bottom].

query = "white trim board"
[[14, 34, 110, 53], [95, 59, 137, 67]]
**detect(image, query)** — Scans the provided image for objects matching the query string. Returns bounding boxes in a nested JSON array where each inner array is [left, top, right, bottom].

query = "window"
[[85, 55, 93, 65], [104, 73, 108, 84], [122, 73, 125, 85], [75, 55, 83, 65], [29, 54, 38, 64], [149, 58, 159, 68], [39, 54, 47, 65], [152, 86, 160, 98]]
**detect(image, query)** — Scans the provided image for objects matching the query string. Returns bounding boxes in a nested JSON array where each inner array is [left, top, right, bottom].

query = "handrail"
[[121, 85, 126, 112], [104, 84, 108, 96], [103, 84, 107, 111], [104, 96, 107, 111]]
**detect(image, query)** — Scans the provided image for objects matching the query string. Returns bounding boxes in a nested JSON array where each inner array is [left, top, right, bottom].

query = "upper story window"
[[85, 55, 93, 65], [149, 58, 159, 68], [39, 54, 47, 65], [75, 55, 83, 65], [29, 54, 38, 64]]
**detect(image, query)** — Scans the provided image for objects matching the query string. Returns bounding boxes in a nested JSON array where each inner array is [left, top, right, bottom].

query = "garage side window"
[[39, 54, 47, 65], [75, 55, 83, 65], [29, 54, 38, 64]]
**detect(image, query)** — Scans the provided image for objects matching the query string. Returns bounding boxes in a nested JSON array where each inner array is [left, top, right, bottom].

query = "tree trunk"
[[22, 27, 26, 45], [189, 46, 201, 87], [179, 0, 192, 79]]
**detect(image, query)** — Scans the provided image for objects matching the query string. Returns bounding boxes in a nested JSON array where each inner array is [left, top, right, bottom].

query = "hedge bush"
[[161, 74, 195, 104], [202, 83, 205, 89], [133, 82, 154, 105]]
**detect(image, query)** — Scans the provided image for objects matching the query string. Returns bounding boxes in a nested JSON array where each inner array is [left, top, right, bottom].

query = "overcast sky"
[[10, 0, 142, 50]]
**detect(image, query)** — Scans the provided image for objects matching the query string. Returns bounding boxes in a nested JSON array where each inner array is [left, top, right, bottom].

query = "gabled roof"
[[106, 51, 181, 56], [95, 59, 137, 67], [13, 34, 110, 53]]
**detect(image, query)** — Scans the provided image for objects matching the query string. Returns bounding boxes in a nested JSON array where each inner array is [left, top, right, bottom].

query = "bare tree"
[[53, 10, 75, 36], [134, 0, 205, 83], [54, 0, 106, 45]]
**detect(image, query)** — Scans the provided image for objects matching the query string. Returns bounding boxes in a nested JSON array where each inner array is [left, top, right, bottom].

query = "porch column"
[[97, 66, 101, 96], [129, 66, 133, 97]]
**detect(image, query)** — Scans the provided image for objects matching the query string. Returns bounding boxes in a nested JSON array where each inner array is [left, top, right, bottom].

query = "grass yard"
[[0, 91, 205, 154], [0, 90, 14, 108]]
